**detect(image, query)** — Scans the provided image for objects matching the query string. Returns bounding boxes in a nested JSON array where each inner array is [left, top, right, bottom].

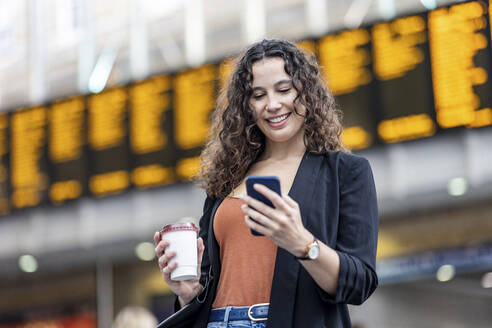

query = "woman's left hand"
[[240, 183, 313, 257]]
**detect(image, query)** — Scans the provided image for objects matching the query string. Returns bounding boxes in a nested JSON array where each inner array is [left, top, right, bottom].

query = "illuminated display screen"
[[129, 75, 176, 188], [429, 1, 492, 129], [0, 113, 9, 215], [10, 106, 49, 209], [373, 14, 437, 143], [87, 86, 130, 197], [48, 96, 88, 204], [173, 64, 217, 180], [1, 0, 492, 215], [319, 28, 377, 150]]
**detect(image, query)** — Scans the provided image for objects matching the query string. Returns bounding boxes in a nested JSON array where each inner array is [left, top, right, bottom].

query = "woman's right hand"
[[154, 232, 205, 307]]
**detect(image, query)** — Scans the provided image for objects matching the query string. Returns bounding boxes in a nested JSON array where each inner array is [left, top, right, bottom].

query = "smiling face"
[[249, 57, 306, 148]]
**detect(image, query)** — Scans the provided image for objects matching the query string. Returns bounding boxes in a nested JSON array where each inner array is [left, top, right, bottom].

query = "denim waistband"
[[209, 303, 269, 322]]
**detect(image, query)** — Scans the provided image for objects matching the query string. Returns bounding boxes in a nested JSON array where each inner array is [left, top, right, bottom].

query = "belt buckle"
[[247, 303, 269, 322]]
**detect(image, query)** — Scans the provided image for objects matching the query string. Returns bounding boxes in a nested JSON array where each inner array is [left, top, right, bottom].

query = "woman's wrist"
[[177, 284, 204, 308], [178, 295, 191, 308], [292, 229, 314, 257]]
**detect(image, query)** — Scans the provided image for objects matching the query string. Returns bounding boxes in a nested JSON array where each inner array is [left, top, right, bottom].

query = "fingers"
[[158, 247, 177, 270], [283, 194, 299, 209], [240, 194, 277, 219], [255, 184, 292, 213], [155, 238, 170, 258], [154, 231, 161, 246], [241, 204, 279, 232], [253, 184, 290, 211], [244, 215, 270, 236], [161, 260, 178, 281]]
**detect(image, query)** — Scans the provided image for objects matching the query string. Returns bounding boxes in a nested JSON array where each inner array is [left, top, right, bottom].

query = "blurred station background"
[[0, 0, 492, 327]]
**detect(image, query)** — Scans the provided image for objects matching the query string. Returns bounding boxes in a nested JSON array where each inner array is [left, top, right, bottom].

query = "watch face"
[[308, 244, 320, 259]]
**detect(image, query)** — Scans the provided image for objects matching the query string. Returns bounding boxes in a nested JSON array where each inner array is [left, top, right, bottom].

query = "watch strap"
[[295, 238, 317, 260]]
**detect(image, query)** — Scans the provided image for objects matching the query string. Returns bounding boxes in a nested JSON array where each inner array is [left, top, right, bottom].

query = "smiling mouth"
[[266, 113, 290, 123]]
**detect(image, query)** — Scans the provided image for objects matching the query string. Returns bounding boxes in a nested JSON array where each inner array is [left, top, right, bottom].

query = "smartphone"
[[245, 176, 281, 236]]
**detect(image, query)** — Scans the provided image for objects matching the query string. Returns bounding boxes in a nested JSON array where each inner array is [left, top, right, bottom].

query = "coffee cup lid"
[[161, 222, 198, 234]]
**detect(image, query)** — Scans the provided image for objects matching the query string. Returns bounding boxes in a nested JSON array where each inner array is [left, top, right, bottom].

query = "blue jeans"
[[207, 320, 266, 328], [207, 306, 267, 328]]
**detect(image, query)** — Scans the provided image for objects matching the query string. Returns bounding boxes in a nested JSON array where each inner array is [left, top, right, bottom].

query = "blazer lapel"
[[267, 151, 323, 327], [208, 198, 224, 279]]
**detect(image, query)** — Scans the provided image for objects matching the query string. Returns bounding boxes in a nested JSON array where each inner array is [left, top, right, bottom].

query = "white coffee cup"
[[160, 222, 199, 281]]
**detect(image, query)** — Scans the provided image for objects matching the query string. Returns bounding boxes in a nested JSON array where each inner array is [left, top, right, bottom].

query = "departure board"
[[2, 0, 492, 216], [429, 1, 492, 129], [87, 86, 130, 197], [48, 96, 87, 204], [319, 28, 377, 150], [218, 58, 234, 90], [373, 14, 437, 143], [0, 113, 9, 215], [129, 75, 176, 188], [173, 64, 217, 181], [10, 106, 49, 209]]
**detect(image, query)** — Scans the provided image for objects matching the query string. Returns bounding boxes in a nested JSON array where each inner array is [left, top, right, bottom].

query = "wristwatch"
[[295, 238, 320, 260]]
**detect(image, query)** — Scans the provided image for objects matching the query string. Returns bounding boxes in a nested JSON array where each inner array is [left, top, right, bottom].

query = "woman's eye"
[[252, 94, 264, 99], [279, 88, 291, 93]]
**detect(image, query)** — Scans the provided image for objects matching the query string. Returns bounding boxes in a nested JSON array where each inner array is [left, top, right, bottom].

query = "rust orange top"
[[212, 197, 277, 308]]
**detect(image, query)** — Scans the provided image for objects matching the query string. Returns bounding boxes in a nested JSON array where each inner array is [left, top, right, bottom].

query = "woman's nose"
[[266, 96, 281, 111]]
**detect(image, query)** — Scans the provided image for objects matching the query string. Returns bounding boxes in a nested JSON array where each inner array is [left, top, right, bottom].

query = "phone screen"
[[245, 176, 281, 236]]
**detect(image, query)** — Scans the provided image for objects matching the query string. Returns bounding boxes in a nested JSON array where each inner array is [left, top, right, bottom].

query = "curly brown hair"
[[196, 38, 346, 198]]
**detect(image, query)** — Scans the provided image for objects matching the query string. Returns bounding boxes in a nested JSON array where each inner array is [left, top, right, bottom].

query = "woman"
[[154, 39, 378, 328]]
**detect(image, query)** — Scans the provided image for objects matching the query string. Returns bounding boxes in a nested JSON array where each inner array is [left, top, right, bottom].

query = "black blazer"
[[189, 151, 379, 328]]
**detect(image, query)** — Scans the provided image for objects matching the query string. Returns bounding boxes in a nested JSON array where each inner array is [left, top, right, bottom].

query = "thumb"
[[153, 231, 161, 246]]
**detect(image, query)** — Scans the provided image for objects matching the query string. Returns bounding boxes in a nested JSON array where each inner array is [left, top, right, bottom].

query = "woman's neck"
[[260, 136, 306, 161]]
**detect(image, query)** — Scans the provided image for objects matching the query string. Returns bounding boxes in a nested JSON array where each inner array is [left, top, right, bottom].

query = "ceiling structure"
[[0, 0, 463, 111]]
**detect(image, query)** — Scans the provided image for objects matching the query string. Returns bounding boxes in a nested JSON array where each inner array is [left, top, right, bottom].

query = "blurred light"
[[344, 0, 372, 29], [244, 0, 266, 43], [306, 0, 329, 36], [436, 264, 455, 282], [377, 0, 396, 20], [420, 0, 437, 10], [19, 254, 38, 273], [135, 242, 155, 261], [184, 0, 205, 66], [88, 44, 118, 94], [481, 272, 492, 288], [447, 177, 468, 196]]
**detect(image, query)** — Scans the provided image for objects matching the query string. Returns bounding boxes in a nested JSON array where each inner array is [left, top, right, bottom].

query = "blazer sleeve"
[[319, 156, 379, 305], [173, 195, 216, 312]]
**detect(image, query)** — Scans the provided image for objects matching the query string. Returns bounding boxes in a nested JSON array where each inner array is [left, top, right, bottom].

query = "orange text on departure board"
[[0, 114, 8, 214], [11, 106, 48, 208], [342, 126, 371, 150], [88, 87, 127, 150], [319, 29, 372, 95], [319, 29, 373, 150], [49, 96, 85, 162], [89, 170, 129, 196], [372, 15, 426, 81], [50, 180, 82, 204], [174, 64, 217, 150], [129, 75, 170, 154], [131, 164, 174, 188], [429, 1, 489, 128]]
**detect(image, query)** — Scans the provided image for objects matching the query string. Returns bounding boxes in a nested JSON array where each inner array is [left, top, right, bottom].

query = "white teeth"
[[267, 114, 289, 123]]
